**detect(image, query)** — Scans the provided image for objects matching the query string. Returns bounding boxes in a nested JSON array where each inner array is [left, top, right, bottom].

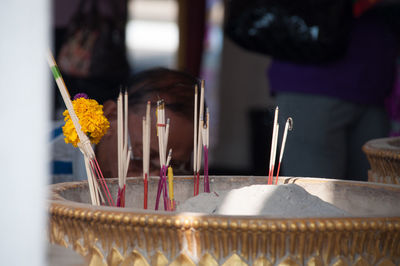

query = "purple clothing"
[[268, 16, 398, 106]]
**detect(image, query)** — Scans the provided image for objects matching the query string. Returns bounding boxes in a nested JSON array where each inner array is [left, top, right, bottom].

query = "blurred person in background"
[[96, 68, 200, 178], [267, 3, 400, 181]]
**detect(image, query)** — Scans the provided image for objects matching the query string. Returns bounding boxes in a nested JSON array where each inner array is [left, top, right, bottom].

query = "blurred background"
[[50, 0, 400, 179], [52, 0, 274, 177]]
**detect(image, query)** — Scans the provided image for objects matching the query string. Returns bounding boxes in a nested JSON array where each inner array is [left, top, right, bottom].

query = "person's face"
[[96, 100, 194, 178]]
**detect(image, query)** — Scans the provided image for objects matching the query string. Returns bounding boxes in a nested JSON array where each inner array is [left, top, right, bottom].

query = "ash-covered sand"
[[177, 184, 350, 217]]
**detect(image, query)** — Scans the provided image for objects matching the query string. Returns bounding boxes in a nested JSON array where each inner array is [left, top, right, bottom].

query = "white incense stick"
[[206, 108, 210, 148], [196, 117, 204, 173], [142, 117, 146, 180], [271, 123, 279, 172], [157, 101, 167, 166], [145, 101, 151, 176], [193, 85, 198, 174], [269, 107, 279, 174], [160, 102, 166, 166], [123, 90, 129, 174], [117, 92, 123, 188], [156, 101, 163, 167]]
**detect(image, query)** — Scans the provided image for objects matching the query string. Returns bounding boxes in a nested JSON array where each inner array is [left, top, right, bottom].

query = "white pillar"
[[0, 1, 49, 265]]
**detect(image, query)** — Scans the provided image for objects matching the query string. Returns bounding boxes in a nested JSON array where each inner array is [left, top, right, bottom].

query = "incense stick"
[[142, 115, 147, 206], [269, 123, 279, 184], [117, 91, 123, 186], [193, 85, 198, 195], [202, 124, 209, 193], [268, 107, 279, 184], [275, 117, 293, 184], [117, 91, 124, 207], [206, 108, 210, 149], [143, 101, 151, 209], [204, 108, 210, 192], [123, 90, 129, 186]]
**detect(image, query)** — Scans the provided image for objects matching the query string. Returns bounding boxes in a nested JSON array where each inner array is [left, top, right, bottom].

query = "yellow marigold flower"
[[62, 97, 110, 147]]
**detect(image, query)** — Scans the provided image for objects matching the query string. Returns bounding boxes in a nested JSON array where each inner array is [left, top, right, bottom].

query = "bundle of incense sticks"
[[193, 81, 210, 195], [142, 101, 151, 209], [155, 100, 171, 210], [117, 90, 131, 207], [47, 50, 114, 206], [267, 106, 293, 185]]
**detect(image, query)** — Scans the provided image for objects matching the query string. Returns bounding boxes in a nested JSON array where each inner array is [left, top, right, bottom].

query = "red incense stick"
[[91, 158, 115, 206]]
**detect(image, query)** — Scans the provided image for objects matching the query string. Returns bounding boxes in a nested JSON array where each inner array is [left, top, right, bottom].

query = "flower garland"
[[62, 93, 110, 147]]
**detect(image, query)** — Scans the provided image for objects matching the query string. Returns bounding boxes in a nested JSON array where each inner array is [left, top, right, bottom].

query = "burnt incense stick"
[[275, 117, 293, 184]]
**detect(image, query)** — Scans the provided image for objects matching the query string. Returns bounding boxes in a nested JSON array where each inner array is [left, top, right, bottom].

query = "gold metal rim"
[[49, 177, 400, 234]]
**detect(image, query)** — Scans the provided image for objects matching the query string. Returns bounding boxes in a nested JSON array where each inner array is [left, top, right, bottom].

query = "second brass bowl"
[[363, 136, 400, 185]]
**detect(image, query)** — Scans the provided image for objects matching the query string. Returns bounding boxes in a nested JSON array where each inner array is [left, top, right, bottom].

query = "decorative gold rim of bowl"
[[49, 176, 400, 233], [48, 176, 400, 265]]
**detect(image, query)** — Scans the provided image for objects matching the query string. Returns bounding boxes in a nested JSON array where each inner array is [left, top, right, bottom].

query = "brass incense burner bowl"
[[48, 176, 400, 265], [363, 136, 400, 185]]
